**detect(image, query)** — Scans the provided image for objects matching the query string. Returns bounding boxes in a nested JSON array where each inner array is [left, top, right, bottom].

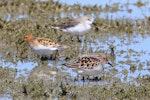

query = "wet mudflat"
[[0, 0, 150, 99]]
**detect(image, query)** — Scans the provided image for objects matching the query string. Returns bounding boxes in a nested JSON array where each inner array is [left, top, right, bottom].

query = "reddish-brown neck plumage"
[[24, 34, 37, 46]]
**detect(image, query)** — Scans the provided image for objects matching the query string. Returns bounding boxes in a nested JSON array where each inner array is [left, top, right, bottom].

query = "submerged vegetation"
[[0, 0, 150, 99]]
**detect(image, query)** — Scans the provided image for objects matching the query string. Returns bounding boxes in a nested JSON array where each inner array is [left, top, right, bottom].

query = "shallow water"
[[54, 0, 150, 19], [0, 0, 150, 99]]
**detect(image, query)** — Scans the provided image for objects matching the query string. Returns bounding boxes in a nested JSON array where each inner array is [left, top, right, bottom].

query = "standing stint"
[[24, 34, 69, 60], [62, 53, 113, 80], [52, 15, 95, 42]]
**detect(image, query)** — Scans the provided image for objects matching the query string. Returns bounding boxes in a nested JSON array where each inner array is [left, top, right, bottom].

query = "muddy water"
[[0, 0, 150, 99]]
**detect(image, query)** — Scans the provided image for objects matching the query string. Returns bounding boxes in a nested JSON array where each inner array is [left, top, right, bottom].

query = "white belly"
[[72, 65, 104, 76], [62, 24, 92, 36], [31, 45, 58, 56]]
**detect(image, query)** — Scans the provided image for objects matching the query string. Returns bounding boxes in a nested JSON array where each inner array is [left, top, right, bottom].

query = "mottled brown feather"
[[65, 56, 101, 69], [37, 38, 59, 47], [52, 18, 80, 29]]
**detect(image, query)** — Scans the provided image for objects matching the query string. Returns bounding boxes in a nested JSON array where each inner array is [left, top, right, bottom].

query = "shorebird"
[[52, 15, 95, 42], [63, 53, 113, 80], [24, 34, 69, 60]]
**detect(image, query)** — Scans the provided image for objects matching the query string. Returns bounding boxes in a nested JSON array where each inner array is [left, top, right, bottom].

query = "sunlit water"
[[54, 0, 150, 19], [5, 0, 150, 21], [1, 32, 150, 83]]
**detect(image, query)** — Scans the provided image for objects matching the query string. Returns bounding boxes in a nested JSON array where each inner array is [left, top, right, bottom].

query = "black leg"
[[41, 56, 48, 61], [77, 36, 82, 43], [110, 46, 115, 56], [54, 50, 59, 59], [82, 76, 85, 86]]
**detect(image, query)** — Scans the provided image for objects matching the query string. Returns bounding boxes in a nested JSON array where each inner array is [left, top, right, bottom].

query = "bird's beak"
[[107, 62, 113, 67]]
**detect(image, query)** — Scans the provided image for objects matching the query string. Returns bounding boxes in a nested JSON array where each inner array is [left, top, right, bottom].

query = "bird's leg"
[[58, 34, 62, 42], [110, 46, 115, 56], [41, 56, 48, 61], [54, 50, 59, 59], [82, 76, 85, 86], [77, 36, 82, 43]]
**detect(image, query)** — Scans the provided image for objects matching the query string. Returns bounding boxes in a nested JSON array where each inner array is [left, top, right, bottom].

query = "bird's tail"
[[57, 45, 69, 50], [51, 25, 60, 30]]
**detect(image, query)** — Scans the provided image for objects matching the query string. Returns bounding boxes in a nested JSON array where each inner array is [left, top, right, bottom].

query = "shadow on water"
[[0, 0, 150, 99]]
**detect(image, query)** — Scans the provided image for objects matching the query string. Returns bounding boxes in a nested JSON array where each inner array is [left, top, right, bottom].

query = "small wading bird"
[[24, 34, 69, 60], [51, 15, 95, 42], [62, 53, 113, 81]]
